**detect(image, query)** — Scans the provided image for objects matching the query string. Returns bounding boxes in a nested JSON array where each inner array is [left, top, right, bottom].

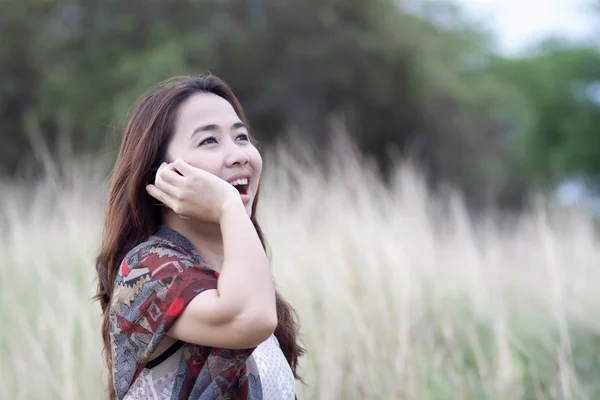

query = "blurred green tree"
[[489, 40, 600, 188], [0, 0, 551, 207]]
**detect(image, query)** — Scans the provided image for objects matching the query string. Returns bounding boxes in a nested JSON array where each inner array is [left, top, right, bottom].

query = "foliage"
[[2, 0, 600, 207], [0, 0, 534, 206], [489, 40, 600, 185]]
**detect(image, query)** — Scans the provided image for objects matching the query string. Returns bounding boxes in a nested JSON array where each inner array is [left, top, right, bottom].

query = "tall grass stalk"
[[2, 142, 600, 399]]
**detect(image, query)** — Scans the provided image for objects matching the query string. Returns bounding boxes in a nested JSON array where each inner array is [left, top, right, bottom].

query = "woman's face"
[[166, 92, 262, 216]]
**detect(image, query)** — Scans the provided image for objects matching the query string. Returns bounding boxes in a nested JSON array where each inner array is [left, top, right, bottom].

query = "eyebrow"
[[191, 122, 247, 139]]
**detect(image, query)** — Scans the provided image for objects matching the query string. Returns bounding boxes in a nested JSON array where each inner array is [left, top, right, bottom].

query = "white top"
[[251, 334, 296, 400]]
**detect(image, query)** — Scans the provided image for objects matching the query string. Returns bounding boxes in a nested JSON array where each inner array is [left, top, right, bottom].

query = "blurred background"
[[3, 1, 600, 399], [1, 0, 599, 211]]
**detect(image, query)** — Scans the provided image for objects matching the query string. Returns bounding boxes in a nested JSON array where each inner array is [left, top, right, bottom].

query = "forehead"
[[176, 92, 240, 127]]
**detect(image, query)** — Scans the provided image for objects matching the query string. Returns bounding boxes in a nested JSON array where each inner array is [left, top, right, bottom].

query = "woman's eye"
[[199, 137, 217, 146], [237, 134, 250, 142]]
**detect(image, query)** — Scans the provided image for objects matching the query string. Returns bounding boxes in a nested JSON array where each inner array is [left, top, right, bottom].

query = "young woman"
[[95, 75, 304, 399]]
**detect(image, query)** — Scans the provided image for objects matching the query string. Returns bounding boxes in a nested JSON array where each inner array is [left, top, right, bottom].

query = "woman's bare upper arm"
[[166, 289, 276, 349]]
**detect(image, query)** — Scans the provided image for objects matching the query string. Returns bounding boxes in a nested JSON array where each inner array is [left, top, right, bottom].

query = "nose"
[[224, 142, 250, 167]]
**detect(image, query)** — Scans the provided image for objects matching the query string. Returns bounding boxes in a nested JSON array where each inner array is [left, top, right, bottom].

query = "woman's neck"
[[162, 211, 225, 272]]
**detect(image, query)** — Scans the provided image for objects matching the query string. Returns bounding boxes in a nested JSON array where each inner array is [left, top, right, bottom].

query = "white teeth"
[[230, 178, 248, 186]]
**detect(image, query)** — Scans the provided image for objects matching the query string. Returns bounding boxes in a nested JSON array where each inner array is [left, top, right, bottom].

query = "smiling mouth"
[[234, 184, 249, 195], [229, 178, 250, 195]]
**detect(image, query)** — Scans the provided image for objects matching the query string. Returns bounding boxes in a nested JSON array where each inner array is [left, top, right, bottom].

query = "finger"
[[155, 167, 179, 198], [145, 184, 176, 208], [159, 164, 185, 186], [173, 158, 197, 177], [159, 161, 183, 176]]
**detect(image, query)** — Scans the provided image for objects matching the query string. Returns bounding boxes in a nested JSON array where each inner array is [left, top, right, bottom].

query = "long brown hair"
[[94, 75, 304, 399]]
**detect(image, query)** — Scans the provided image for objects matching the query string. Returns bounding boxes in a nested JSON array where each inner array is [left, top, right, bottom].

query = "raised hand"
[[146, 158, 243, 224]]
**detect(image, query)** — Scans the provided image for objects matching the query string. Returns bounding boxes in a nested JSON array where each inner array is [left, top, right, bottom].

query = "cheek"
[[249, 149, 263, 176], [185, 159, 219, 175]]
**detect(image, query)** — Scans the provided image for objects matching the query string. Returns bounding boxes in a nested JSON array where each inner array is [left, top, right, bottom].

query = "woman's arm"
[[147, 159, 277, 349], [167, 200, 277, 349]]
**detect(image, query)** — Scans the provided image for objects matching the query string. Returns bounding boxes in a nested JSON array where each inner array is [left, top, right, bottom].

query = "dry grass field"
[[2, 143, 600, 399]]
